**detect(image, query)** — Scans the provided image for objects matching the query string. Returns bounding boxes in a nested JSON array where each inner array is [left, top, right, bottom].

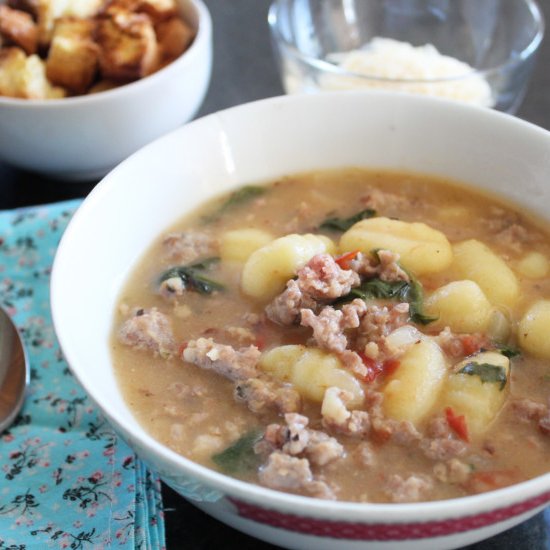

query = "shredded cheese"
[[317, 37, 494, 107]]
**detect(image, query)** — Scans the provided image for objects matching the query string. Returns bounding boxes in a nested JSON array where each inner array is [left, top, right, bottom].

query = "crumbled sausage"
[[420, 437, 467, 461], [266, 279, 317, 326], [233, 378, 301, 414], [262, 413, 345, 467], [162, 231, 218, 264], [433, 458, 471, 484], [258, 451, 335, 499], [511, 398, 550, 435], [321, 387, 370, 437], [183, 337, 260, 381], [159, 275, 185, 299], [266, 253, 359, 326], [300, 307, 349, 353], [356, 302, 410, 350], [350, 250, 409, 283], [118, 307, 176, 356], [383, 474, 433, 503], [297, 253, 360, 300]]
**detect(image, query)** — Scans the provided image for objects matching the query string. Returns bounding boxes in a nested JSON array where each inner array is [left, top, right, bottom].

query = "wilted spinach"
[[338, 272, 436, 325], [159, 257, 224, 295], [458, 362, 508, 390], [203, 186, 267, 223], [320, 208, 376, 232], [212, 429, 263, 474]]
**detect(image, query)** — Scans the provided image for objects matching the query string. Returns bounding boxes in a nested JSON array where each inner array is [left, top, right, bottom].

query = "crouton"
[[88, 78, 117, 93], [17, 0, 102, 46], [138, 0, 177, 23], [0, 5, 38, 54], [95, 11, 158, 80], [0, 46, 66, 98], [155, 15, 193, 63], [46, 17, 99, 93]]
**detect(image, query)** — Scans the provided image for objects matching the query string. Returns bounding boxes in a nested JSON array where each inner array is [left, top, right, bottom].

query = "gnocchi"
[[241, 233, 336, 300], [259, 345, 364, 406], [442, 351, 510, 438], [451, 239, 519, 308], [340, 217, 452, 275], [517, 252, 549, 279], [518, 300, 550, 359], [423, 280, 492, 333], [220, 228, 273, 262], [383, 339, 447, 425]]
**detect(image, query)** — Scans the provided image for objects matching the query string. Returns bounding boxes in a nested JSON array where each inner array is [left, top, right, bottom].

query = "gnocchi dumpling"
[[423, 280, 492, 333], [220, 228, 274, 262], [339, 217, 452, 275], [383, 339, 447, 425], [442, 351, 510, 438], [516, 252, 549, 279], [451, 239, 519, 308], [259, 345, 364, 406], [241, 233, 336, 300], [518, 300, 550, 359]]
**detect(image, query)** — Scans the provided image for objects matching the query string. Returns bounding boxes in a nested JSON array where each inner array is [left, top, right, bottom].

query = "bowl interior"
[[51, 91, 550, 516]]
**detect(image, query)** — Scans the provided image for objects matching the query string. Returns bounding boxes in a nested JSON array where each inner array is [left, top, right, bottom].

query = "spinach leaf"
[[320, 208, 376, 232], [338, 271, 437, 325], [159, 256, 224, 295], [458, 362, 508, 390], [498, 345, 521, 359], [344, 278, 409, 301], [212, 429, 263, 474], [406, 276, 438, 325], [203, 186, 266, 223]]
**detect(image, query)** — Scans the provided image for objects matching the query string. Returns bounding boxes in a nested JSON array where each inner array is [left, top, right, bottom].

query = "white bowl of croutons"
[[0, 0, 211, 180]]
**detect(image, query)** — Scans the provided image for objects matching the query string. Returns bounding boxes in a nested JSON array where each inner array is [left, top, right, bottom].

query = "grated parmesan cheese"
[[316, 37, 494, 108]]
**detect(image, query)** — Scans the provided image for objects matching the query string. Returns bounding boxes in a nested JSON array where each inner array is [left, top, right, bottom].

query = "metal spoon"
[[0, 306, 28, 433]]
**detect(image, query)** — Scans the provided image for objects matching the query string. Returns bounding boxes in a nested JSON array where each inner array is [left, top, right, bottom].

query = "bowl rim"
[[0, 0, 212, 108], [267, 0, 545, 84], [51, 90, 550, 521]]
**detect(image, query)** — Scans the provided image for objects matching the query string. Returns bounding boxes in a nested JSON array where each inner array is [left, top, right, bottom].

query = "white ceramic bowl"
[[0, 0, 212, 181], [51, 92, 550, 550]]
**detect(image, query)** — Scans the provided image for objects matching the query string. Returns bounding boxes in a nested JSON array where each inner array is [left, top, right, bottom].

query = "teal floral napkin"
[[0, 200, 166, 549]]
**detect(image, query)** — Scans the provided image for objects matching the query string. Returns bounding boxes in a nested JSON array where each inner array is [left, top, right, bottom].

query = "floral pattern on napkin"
[[0, 200, 165, 549]]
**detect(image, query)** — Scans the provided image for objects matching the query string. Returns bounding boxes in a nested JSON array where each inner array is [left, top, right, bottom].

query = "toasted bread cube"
[[155, 15, 193, 62], [46, 17, 99, 94], [88, 78, 118, 93], [0, 46, 66, 98], [95, 11, 159, 80], [0, 5, 38, 54], [138, 0, 177, 23], [0, 47, 26, 97], [15, 0, 102, 46], [64, 0, 103, 18]]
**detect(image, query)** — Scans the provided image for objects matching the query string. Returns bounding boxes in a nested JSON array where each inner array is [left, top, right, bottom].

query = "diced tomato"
[[460, 334, 486, 356], [255, 333, 267, 351], [334, 250, 360, 270], [358, 354, 401, 383], [445, 406, 470, 442], [466, 470, 519, 493], [382, 358, 400, 376], [357, 353, 381, 383]]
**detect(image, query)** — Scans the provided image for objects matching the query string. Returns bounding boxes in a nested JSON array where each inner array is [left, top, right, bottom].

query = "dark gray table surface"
[[1, 0, 549, 548]]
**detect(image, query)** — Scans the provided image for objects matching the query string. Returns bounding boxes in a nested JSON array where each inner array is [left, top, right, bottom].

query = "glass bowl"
[[268, 0, 545, 113]]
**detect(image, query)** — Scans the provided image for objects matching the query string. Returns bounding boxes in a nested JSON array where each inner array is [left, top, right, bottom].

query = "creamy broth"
[[112, 169, 550, 503]]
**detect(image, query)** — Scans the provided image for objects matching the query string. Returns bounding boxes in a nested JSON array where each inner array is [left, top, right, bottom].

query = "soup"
[[111, 168, 550, 503]]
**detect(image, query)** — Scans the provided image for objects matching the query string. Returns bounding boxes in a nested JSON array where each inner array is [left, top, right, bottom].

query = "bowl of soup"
[[51, 91, 550, 550]]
